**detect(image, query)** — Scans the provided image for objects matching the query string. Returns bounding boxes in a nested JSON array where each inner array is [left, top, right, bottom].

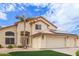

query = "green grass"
[[0, 50, 71, 56]]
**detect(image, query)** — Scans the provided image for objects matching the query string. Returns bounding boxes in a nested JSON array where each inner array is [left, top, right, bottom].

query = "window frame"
[[5, 31, 15, 44], [35, 24, 41, 30], [5, 38, 15, 44]]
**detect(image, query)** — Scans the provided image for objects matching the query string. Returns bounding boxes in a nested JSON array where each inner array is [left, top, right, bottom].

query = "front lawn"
[[0, 50, 71, 56]]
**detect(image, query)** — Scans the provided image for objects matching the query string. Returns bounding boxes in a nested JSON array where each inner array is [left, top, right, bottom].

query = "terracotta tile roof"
[[15, 16, 57, 28], [31, 31, 78, 37], [37, 16, 57, 28], [52, 30, 78, 36], [0, 16, 57, 30]]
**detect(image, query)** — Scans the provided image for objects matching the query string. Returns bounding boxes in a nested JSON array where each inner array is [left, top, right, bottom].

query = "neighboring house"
[[0, 16, 79, 49]]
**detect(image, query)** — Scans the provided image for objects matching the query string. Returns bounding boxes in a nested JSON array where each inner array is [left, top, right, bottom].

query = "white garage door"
[[32, 37, 38, 48], [46, 35, 65, 48], [66, 37, 75, 47], [32, 36, 41, 48]]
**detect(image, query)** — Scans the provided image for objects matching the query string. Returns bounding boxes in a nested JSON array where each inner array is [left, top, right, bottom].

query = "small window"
[[20, 31, 30, 36], [5, 38, 14, 44], [35, 24, 41, 30]]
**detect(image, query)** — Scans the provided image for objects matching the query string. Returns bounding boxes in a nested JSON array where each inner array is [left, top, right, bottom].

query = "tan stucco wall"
[[32, 21, 48, 34], [0, 26, 16, 47], [17, 22, 31, 32], [16, 18, 56, 46], [38, 18, 57, 30]]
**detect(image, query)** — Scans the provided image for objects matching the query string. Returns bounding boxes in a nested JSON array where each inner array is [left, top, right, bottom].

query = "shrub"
[[0, 44, 3, 48], [17, 45, 23, 48], [76, 50, 79, 56], [7, 45, 13, 49]]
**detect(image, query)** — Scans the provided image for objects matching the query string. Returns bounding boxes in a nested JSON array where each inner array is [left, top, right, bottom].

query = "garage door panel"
[[47, 36, 65, 48]]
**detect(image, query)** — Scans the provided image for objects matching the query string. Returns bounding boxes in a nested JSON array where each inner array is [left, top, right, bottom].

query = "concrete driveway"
[[50, 47, 79, 56]]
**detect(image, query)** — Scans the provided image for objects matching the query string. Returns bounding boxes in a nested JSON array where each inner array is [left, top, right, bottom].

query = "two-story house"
[[0, 16, 78, 49]]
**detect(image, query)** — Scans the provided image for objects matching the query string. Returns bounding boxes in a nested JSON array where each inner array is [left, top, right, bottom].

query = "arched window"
[[5, 31, 14, 36]]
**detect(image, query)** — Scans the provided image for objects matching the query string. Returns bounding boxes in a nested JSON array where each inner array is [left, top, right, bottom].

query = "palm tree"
[[0, 26, 2, 29], [16, 15, 27, 48]]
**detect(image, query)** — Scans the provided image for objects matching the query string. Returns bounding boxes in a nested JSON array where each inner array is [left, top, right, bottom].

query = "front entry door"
[[20, 31, 30, 48]]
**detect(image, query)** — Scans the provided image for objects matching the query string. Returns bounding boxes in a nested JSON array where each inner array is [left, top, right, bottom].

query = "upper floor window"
[[35, 24, 41, 30], [5, 31, 14, 36]]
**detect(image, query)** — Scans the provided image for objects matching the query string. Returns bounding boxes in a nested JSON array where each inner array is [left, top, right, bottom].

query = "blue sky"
[[0, 3, 79, 34], [0, 3, 49, 26]]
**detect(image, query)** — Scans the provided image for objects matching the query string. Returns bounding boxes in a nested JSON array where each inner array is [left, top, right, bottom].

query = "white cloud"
[[6, 4, 16, 12], [27, 3, 49, 8], [43, 3, 79, 33], [0, 12, 7, 20], [28, 3, 49, 12], [0, 3, 16, 12], [0, 4, 16, 20]]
